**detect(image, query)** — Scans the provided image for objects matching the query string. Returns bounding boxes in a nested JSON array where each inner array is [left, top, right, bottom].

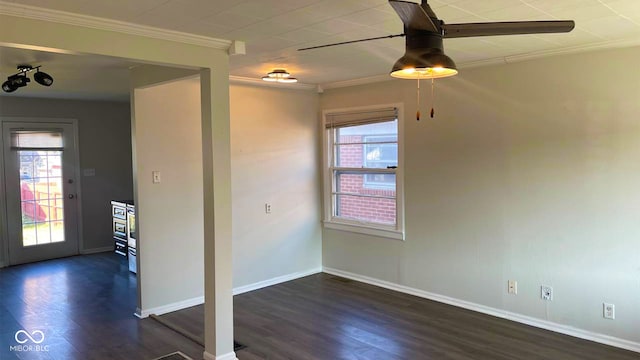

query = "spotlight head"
[[2, 74, 29, 93], [34, 70, 54, 86], [2, 80, 18, 93], [9, 74, 30, 87]]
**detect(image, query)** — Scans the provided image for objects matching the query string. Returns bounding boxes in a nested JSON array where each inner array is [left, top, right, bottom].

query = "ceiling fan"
[[299, 0, 575, 80]]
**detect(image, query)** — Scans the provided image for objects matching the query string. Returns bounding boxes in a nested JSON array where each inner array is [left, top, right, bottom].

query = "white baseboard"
[[80, 246, 114, 255], [135, 268, 322, 318], [203, 351, 237, 360], [138, 296, 204, 318], [233, 267, 322, 295], [322, 266, 640, 354]]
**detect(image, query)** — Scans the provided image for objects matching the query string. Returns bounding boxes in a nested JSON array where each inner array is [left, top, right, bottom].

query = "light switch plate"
[[152, 171, 161, 184]]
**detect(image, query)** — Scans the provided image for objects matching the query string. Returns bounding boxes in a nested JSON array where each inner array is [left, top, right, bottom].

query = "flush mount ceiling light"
[[2, 65, 54, 93], [262, 69, 298, 83]]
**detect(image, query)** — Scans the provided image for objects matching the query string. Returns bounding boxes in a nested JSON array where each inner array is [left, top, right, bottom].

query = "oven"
[[113, 218, 127, 239], [111, 200, 131, 257], [112, 202, 126, 220], [112, 218, 127, 256]]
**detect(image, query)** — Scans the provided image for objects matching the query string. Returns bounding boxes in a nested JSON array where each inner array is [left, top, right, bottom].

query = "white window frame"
[[322, 103, 405, 241]]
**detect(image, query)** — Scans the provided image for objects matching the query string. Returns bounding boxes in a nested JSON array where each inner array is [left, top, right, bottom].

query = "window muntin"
[[329, 119, 398, 228], [363, 135, 397, 189]]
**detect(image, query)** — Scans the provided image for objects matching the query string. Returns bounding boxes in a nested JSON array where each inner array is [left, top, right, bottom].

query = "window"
[[323, 105, 404, 240], [363, 135, 397, 189]]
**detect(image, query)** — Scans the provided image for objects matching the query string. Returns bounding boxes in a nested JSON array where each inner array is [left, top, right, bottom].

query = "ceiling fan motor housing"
[[391, 28, 458, 78]]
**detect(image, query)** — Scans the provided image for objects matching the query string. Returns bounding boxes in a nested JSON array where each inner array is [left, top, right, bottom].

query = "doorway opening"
[[1, 120, 80, 265]]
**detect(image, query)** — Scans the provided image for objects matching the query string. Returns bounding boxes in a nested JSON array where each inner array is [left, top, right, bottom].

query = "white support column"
[[200, 65, 236, 360]]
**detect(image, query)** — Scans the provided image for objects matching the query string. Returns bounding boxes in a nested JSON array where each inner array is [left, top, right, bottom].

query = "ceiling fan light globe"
[[262, 76, 278, 82], [390, 51, 458, 79]]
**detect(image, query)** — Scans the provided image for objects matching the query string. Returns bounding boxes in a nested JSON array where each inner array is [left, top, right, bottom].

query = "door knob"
[[68, 194, 75, 199]]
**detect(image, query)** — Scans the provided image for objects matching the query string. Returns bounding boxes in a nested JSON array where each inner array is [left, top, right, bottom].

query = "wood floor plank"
[[0, 254, 204, 360], [3, 255, 638, 359], [162, 273, 640, 360]]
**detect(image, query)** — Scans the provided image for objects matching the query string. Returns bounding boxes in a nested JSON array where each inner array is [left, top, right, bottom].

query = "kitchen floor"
[[0, 253, 202, 360]]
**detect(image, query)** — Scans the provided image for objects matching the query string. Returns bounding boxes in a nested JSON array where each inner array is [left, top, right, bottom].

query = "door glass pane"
[[19, 150, 65, 247]]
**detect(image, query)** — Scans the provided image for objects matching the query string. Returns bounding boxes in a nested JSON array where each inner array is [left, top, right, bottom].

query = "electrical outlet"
[[603, 303, 615, 320], [265, 203, 272, 214], [541, 285, 553, 301], [508, 280, 517, 295]]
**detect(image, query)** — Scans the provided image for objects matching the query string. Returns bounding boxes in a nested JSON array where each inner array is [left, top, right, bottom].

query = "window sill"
[[323, 220, 405, 241]]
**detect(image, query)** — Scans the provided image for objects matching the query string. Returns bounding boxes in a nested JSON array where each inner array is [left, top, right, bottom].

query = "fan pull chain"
[[416, 79, 421, 121], [430, 78, 435, 118]]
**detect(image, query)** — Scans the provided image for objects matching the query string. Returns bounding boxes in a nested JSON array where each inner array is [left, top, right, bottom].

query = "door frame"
[[0, 117, 84, 266]]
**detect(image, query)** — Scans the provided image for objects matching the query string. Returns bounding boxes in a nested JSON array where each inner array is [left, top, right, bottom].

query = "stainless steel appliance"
[[126, 204, 136, 273], [128, 247, 137, 274], [111, 200, 129, 256]]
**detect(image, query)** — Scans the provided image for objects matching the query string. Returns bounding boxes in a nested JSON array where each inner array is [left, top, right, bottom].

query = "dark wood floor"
[[0, 253, 203, 360], [2, 254, 639, 360], [163, 274, 640, 360]]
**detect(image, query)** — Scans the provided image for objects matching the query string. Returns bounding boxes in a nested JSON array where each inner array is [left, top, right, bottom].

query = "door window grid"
[[18, 150, 65, 246]]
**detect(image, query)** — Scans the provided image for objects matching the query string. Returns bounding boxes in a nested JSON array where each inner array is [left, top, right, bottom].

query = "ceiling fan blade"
[[298, 34, 405, 51], [389, 0, 439, 32], [442, 20, 575, 38]]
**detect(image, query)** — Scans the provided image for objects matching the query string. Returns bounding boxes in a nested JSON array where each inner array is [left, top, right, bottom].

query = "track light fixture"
[[2, 65, 54, 93]]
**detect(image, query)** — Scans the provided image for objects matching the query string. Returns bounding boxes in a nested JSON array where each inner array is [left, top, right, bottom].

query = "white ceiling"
[[1, 0, 640, 99]]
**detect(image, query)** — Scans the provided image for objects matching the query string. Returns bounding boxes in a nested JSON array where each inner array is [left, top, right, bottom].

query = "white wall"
[[0, 97, 133, 262], [133, 77, 204, 312], [132, 81, 322, 309], [320, 46, 640, 347], [230, 84, 322, 289]]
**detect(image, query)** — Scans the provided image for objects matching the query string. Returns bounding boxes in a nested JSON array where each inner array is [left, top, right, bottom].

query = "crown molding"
[[229, 75, 317, 91], [321, 74, 393, 90], [0, 1, 232, 50], [463, 36, 640, 69], [504, 36, 640, 64], [321, 36, 640, 90]]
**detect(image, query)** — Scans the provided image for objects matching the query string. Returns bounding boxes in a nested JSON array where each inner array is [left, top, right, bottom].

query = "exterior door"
[[2, 121, 79, 265]]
